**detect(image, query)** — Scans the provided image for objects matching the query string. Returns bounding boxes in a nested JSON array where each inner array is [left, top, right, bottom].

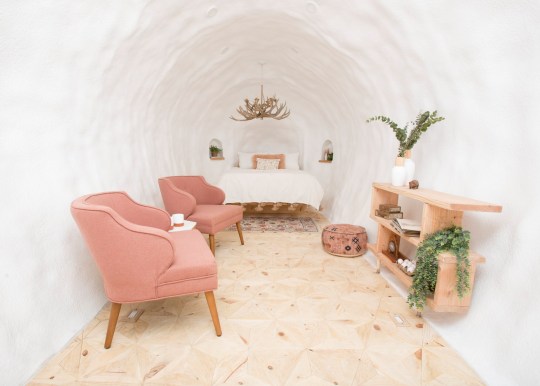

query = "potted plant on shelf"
[[407, 225, 472, 311], [366, 111, 445, 186], [209, 145, 222, 158]]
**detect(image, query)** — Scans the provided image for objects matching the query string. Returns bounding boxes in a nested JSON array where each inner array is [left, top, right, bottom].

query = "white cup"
[[172, 213, 184, 227]]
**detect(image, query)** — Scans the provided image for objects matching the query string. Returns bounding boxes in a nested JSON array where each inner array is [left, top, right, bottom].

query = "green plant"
[[327, 152, 333, 161], [407, 225, 471, 310], [209, 145, 222, 155], [366, 111, 445, 157]]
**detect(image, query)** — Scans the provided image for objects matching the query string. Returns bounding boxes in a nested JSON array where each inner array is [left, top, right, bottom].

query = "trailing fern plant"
[[366, 111, 445, 157], [407, 226, 471, 310]]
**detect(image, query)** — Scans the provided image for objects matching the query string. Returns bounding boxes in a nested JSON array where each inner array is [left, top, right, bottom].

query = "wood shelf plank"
[[425, 298, 469, 313], [367, 243, 413, 287], [370, 215, 421, 246], [319, 160, 332, 163], [372, 183, 502, 213], [438, 251, 486, 264]]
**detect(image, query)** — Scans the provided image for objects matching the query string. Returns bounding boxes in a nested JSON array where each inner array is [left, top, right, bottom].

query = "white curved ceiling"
[[2, 1, 540, 385]]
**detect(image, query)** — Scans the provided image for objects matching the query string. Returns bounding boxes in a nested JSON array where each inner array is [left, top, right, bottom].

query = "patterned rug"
[[226, 216, 319, 233]]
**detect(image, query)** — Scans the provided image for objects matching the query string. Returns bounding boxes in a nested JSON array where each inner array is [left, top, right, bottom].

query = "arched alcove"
[[209, 138, 224, 159], [320, 139, 334, 162]]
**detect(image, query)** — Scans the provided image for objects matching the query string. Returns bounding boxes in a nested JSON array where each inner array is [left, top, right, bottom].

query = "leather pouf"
[[322, 224, 368, 257]]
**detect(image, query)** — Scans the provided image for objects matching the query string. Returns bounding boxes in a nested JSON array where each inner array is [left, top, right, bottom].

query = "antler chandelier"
[[230, 64, 290, 121]]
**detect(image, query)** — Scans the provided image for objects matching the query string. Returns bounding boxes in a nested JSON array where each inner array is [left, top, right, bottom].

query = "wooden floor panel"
[[29, 209, 484, 385]]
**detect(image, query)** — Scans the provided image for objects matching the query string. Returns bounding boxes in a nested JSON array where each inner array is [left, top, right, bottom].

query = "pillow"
[[251, 153, 285, 169], [256, 158, 280, 170], [284, 153, 300, 170], [238, 152, 255, 169]]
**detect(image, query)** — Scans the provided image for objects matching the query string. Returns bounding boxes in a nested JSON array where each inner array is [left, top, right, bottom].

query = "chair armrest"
[[123, 196, 172, 231], [71, 206, 176, 303], [194, 176, 226, 205], [81, 191, 171, 231], [159, 178, 197, 216]]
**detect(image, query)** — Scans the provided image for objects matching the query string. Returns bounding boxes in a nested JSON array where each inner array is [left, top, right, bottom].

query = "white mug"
[[172, 213, 184, 227]]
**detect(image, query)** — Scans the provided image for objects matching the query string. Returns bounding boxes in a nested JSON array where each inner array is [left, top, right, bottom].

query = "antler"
[[230, 91, 290, 121]]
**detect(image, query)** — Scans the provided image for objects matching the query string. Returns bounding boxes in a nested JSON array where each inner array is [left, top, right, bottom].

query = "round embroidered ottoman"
[[321, 224, 368, 257]]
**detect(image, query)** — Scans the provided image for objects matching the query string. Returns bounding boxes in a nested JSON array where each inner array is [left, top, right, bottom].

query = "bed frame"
[[228, 202, 308, 214]]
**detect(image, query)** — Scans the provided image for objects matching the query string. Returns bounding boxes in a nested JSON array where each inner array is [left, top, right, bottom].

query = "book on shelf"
[[378, 204, 401, 213], [391, 218, 421, 236], [375, 209, 403, 220]]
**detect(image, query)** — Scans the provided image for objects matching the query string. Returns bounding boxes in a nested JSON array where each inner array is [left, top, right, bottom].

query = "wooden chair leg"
[[204, 291, 222, 336], [104, 302, 122, 349], [236, 221, 245, 245], [209, 234, 215, 255]]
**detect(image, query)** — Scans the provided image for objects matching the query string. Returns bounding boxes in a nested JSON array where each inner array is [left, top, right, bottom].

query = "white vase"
[[404, 150, 415, 185], [391, 157, 406, 187]]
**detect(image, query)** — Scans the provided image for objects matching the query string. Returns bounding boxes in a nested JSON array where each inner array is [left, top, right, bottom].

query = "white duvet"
[[217, 168, 324, 209]]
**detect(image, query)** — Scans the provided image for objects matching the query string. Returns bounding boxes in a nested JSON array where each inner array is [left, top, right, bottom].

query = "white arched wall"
[[1, 1, 539, 384]]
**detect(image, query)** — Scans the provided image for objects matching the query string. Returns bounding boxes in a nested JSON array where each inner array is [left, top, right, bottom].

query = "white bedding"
[[217, 168, 324, 209]]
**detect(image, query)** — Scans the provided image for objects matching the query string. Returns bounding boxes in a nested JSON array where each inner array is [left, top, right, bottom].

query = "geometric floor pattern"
[[29, 209, 484, 385]]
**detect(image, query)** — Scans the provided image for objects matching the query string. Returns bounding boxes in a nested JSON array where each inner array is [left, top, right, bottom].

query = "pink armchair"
[[158, 176, 244, 255], [70, 191, 222, 349]]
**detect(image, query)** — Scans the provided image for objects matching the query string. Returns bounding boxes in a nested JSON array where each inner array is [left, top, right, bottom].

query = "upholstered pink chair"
[[70, 191, 221, 349], [158, 176, 244, 255]]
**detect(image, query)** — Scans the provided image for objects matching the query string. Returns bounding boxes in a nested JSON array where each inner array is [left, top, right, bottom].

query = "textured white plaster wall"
[[1, 0, 539, 384]]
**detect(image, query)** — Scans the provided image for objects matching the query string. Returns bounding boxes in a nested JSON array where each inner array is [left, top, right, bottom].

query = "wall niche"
[[320, 139, 333, 163], [209, 138, 224, 160]]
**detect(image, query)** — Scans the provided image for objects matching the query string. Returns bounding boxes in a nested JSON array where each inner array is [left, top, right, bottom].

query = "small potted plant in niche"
[[327, 152, 333, 161], [366, 111, 445, 186], [209, 145, 222, 158]]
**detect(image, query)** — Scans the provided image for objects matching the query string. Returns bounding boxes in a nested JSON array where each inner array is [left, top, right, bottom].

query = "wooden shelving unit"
[[369, 183, 502, 313]]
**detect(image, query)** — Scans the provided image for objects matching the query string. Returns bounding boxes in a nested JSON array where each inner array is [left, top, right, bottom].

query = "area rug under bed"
[[225, 216, 318, 233]]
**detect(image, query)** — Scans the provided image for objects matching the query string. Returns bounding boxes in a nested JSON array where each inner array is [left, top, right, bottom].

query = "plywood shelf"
[[369, 182, 501, 313], [370, 215, 421, 246], [210, 157, 225, 160], [319, 160, 332, 163], [372, 183, 503, 213], [368, 243, 413, 287]]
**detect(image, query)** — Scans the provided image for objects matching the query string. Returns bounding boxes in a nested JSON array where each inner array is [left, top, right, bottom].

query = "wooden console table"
[[367, 183, 502, 312]]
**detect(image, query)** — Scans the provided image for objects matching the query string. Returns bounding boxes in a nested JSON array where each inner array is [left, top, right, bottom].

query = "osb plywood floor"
[[29, 210, 483, 385]]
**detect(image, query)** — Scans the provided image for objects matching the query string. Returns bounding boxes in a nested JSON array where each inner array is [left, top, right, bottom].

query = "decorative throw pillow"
[[251, 153, 286, 169], [256, 158, 280, 170]]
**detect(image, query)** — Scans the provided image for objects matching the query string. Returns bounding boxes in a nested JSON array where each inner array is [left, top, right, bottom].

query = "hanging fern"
[[366, 111, 445, 157], [407, 226, 471, 310]]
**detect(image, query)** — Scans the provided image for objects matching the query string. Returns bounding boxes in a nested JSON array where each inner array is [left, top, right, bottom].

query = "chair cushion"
[[157, 230, 217, 298], [187, 204, 243, 234]]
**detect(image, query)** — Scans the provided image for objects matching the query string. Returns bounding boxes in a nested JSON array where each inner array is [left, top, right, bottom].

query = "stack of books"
[[375, 204, 403, 220], [391, 218, 421, 236]]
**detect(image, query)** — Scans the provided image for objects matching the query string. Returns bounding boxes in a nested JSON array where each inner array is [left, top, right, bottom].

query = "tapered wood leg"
[[104, 302, 122, 349], [209, 234, 215, 255], [236, 221, 245, 245], [204, 291, 222, 336]]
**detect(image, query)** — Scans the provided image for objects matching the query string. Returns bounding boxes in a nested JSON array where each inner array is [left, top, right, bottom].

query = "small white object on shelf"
[[404, 150, 415, 185], [169, 220, 197, 232], [391, 157, 406, 187]]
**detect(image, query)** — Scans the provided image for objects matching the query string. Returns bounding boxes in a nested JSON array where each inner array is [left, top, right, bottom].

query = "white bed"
[[217, 167, 324, 209]]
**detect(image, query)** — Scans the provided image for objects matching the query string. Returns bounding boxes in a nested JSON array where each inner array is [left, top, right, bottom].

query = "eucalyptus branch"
[[367, 111, 445, 157], [403, 111, 445, 151], [366, 115, 408, 156]]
